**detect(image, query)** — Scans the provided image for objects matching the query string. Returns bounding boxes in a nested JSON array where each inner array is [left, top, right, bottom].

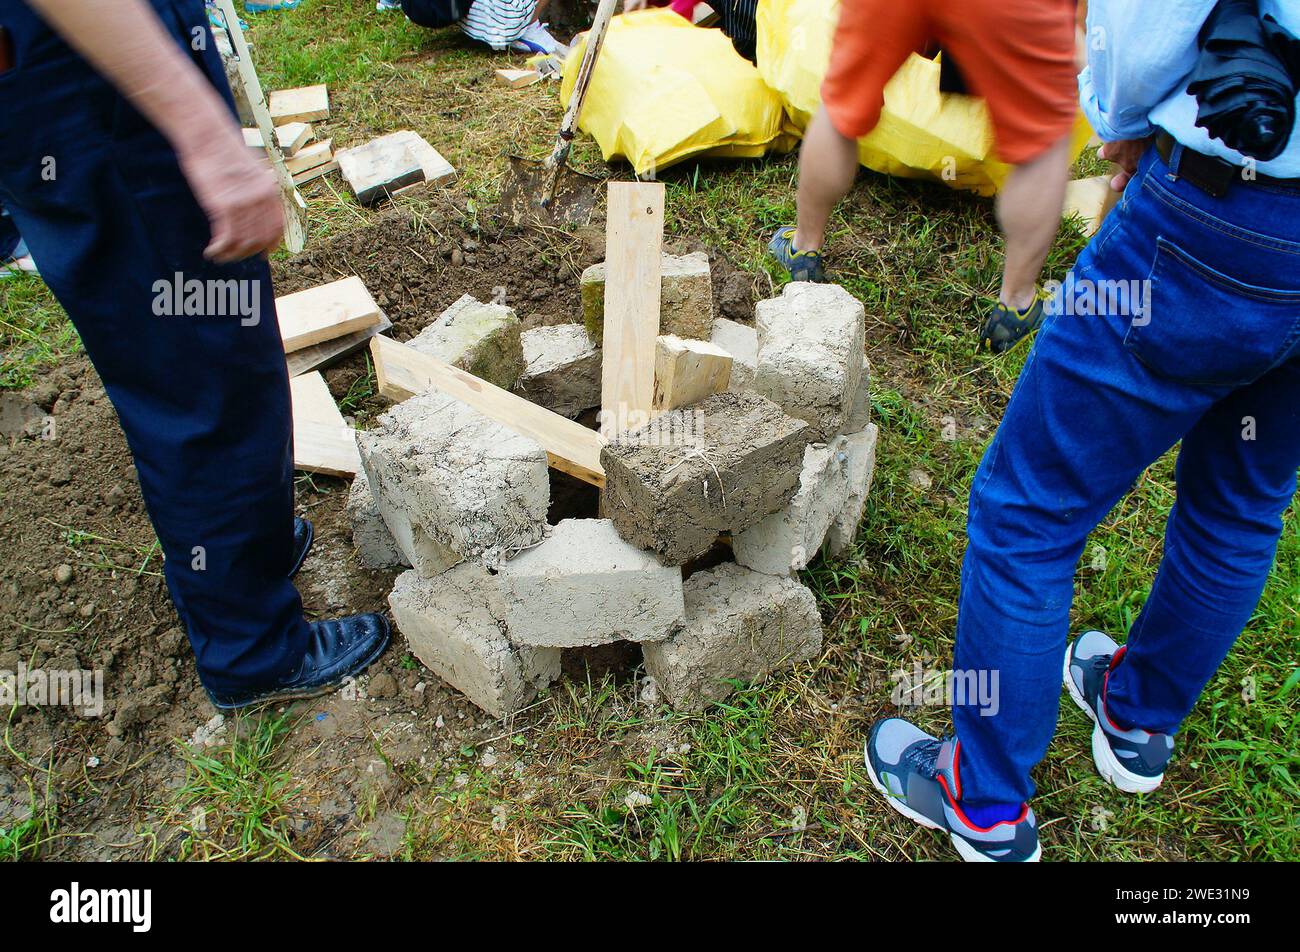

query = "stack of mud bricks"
[[346, 267, 878, 717]]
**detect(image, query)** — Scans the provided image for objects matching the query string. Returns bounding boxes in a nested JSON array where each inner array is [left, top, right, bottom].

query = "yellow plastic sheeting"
[[756, 0, 1093, 196], [560, 9, 799, 176]]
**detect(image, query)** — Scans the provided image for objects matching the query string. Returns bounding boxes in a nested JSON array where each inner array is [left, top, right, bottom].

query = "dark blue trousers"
[[953, 143, 1300, 808], [0, 0, 309, 694]]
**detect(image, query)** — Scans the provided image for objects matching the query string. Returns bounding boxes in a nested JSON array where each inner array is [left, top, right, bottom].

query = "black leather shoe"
[[289, 517, 314, 577], [205, 613, 392, 711]]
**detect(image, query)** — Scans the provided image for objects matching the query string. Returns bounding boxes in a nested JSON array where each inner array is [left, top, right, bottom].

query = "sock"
[[961, 801, 1024, 828]]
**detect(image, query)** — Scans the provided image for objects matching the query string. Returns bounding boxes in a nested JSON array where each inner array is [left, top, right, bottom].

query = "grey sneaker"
[[864, 718, 1040, 862], [1063, 631, 1174, 794]]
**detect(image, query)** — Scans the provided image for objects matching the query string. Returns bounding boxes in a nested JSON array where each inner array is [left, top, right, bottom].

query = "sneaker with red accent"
[[864, 718, 1041, 862], [1063, 631, 1174, 794]]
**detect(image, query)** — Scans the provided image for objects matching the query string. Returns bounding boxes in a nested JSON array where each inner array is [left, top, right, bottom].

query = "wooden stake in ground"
[[370, 335, 607, 487], [213, 0, 307, 254], [652, 334, 733, 415], [600, 182, 665, 437]]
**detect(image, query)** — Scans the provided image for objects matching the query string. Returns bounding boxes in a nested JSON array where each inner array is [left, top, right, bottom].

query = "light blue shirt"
[[1080, 0, 1300, 177]]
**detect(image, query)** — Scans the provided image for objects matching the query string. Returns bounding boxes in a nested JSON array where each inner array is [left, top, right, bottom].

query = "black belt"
[[1156, 130, 1300, 197]]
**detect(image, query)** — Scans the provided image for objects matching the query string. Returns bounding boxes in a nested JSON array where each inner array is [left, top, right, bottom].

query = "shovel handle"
[[545, 0, 619, 173]]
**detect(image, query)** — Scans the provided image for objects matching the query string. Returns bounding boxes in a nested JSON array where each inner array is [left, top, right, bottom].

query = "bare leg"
[[793, 106, 861, 253], [996, 132, 1072, 310]]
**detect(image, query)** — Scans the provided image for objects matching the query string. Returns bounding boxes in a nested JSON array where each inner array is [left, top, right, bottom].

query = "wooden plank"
[[287, 311, 391, 377], [276, 276, 381, 353], [215, 0, 306, 253], [495, 68, 542, 88], [600, 182, 665, 437], [337, 136, 424, 205], [370, 335, 606, 487], [244, 121, 313, 156], [285, 138, 333, 175], [289, 372, 359, 477], [293, 158, 339, 186], [389, 130, 457, 185], [269, 84, 330, 125], [652, 334, 733, 414]]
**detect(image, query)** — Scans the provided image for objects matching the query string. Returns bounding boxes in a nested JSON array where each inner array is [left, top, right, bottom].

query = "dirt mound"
[[0, 195, 754, 859]]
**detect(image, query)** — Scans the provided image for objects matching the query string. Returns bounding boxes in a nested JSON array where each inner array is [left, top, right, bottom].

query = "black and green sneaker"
[[979, 297, 1045, 354]]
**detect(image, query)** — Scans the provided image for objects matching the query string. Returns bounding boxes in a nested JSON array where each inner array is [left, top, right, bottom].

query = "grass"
[[164, 711, 302, 860], [0, 0, 1295, 861]]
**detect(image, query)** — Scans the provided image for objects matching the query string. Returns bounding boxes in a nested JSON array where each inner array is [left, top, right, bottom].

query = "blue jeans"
[[953, 143, 1300, 808]]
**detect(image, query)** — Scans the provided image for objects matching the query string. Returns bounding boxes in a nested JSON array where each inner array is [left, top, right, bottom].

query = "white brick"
[[514, 324, 601, 417], [389, 566, 560, 718], [754, 282, 865, 441], [731, 436, 854, 575], [346, 470, 408, 569], [642, 563, 822, 711], [710, 318, 758, 393], [498, 519, 685, 647], [357, 389, 549, 573], [825, 424, 879, 557]]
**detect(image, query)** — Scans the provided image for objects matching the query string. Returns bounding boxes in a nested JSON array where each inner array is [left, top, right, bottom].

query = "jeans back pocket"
[[1124, 237, 1300, 387]]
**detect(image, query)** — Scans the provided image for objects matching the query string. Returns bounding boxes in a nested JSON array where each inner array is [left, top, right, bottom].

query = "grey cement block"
[[642, 563, 823, 711], [388, 566, 560, 718], [346, 470, 408, 569], [843, 358, 872, 434], [514, 324, 601, 417], [357, 389, 549, 572], [710, 318, 758, 393], [581, 251, 713, 344], [753, 282, 865, 441], [732, 435, 854, 576], [498, 519, 685, 647], [600, 391, 810, 565], [407, 293, 524, 390], [825, 423, 879, 557]]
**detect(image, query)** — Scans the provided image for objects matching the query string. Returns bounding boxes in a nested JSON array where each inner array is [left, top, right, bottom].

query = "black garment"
[[1187, 0, 1300, 161], [715, 0, 758, 64]]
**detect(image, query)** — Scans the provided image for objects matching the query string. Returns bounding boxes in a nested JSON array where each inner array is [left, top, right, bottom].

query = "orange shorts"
[[822, 0, 1079, 165]]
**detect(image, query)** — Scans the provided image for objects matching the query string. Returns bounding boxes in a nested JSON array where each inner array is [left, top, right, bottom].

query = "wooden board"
[[495, 68, 542, 88], [244, 121, 313, 156], [287, 311, 391, 377], [652, 334, 733, 414], [269, 84, 329, 125], [289, 372, 359, 477], [336, 135, 424, 205], [276, 276, 381, 353], [370, 334, 606, 486], [389, 130, 457, 186], [293, 158, 339, 186], [215, 0, 305, 253], [600, 182, 665, 437], [284, 137, 333, 174]]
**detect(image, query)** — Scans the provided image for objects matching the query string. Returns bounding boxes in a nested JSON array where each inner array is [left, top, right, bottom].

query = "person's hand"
[[1099, 137, 1153, 193], [623, 0, 648, 11], [177, 132, 285, 263]]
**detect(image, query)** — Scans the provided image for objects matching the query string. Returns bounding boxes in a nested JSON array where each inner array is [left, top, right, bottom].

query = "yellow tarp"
[[560, 9, 799, 176], [756, 0, 1093, 196]]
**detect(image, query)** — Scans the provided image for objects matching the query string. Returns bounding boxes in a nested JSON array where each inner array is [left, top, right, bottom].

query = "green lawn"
[[0, 0, 1294, 861]]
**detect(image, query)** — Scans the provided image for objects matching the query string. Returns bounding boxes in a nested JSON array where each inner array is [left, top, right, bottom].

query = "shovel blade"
[[500, 154, 602, 227]]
